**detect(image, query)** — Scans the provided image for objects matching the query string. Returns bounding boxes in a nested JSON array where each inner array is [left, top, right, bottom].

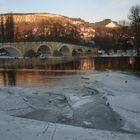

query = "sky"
[[0, 0, 140, 22]]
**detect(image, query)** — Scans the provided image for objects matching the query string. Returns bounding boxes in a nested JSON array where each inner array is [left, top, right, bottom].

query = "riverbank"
[[0, 71, 140, 139]]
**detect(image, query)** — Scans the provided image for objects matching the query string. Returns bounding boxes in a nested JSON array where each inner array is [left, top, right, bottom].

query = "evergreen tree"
[[5, 13, 14, 42], [0, 16, 5, 42]]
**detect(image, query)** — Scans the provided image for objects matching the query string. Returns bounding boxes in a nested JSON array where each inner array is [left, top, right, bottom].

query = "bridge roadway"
[[0, 41, 97, 57]]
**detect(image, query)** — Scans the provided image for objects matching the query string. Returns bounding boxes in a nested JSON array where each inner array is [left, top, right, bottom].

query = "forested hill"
[[0, 13, 132, 51], [0, 13, 96, 44]]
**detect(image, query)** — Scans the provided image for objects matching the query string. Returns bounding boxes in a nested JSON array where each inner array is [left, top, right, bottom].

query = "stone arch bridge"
[[0, 42, 97, 58]]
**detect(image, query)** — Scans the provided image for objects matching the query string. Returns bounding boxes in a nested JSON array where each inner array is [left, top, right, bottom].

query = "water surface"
[[0, 57, 135, 86]]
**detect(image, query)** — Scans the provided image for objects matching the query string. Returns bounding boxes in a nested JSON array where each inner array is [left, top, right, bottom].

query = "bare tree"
[[128, 5, 140, 56]]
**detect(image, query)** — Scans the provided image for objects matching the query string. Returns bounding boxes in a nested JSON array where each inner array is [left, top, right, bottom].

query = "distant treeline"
[[94, 24, 134, 51]]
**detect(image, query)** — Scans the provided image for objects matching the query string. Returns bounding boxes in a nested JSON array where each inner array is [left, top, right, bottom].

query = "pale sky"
[[0, 0, 140, 22]]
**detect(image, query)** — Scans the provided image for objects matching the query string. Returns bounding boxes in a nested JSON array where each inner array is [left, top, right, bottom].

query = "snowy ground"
[[0, 71, 140, 139]]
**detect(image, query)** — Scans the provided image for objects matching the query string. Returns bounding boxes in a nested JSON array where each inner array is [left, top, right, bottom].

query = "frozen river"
[[0, 58, 140, 140]]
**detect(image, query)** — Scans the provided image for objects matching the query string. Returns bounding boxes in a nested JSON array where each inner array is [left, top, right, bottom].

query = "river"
[[0, 57, 135, 86]]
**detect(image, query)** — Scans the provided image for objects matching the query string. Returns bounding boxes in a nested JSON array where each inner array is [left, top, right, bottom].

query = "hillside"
[[0, 13, 123, 47], [0, 13, 96, 43]]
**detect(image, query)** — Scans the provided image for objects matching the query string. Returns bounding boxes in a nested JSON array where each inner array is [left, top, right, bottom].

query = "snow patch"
[[0, 112, 140, 140], [106, 21, 118, 28], [106, 94, 140, 133], [72, 98, 93, 109]]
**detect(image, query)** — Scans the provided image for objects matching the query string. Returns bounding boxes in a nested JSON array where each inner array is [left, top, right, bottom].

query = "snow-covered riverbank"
[[0, 112, 140, 140], [0, 71, 140, 139]]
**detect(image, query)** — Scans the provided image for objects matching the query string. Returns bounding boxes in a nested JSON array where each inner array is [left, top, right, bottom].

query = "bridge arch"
[[24, 50, 37, 58], [37, 45, 51, 57], [85, 49, 92, 55], [72, 48, 84, 56], [59, 46, 70, 56], [78, 48, 83, 53], [0, 47, 22, 57], [72, 49, 79, 56]]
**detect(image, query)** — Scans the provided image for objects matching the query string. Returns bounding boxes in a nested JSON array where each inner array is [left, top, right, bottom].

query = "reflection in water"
[[79, 59, 95, 70], [129, 57, 135, 65], [94, 57, 135, 71], [0, 57, 136, 86], [0, 59, 95, 86], [16, 71, 54, 86], [0, 70, 55, 86], [0, 71, 16, 86]]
